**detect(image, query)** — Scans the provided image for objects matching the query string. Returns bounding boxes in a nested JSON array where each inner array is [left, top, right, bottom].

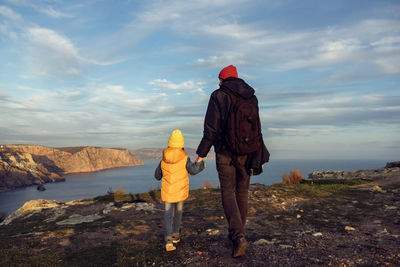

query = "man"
[[196, 65, 268, 258]]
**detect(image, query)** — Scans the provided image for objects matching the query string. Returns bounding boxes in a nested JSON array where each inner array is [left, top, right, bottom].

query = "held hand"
[[195, 156, 204, 163]]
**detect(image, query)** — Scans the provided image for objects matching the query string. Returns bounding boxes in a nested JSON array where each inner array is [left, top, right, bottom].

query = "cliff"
[[0, 148, 64, 192], [0, 145, 143, 191], [0, 163, 398, 266], [133, 147, 215, 160]]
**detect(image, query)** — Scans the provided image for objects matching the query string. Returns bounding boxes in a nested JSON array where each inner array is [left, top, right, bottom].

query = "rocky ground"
[[0, 168, 399, 266]]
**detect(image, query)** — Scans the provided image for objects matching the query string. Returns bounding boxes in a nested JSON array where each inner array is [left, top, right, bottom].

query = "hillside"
[[0, 145, 143, 192], [133, 147, 215, 160], [0, 163, 399, 266]]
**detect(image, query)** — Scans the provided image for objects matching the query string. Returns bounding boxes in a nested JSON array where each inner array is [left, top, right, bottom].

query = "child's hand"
[[196, 160, 206, 169], [195, 156, 204, 163]]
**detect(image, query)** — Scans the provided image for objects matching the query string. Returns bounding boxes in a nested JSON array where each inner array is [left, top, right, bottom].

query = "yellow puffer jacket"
[[161, 148, 189, 203]]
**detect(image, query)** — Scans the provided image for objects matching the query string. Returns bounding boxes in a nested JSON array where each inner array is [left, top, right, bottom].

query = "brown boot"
[[232, 237, 248, 258]]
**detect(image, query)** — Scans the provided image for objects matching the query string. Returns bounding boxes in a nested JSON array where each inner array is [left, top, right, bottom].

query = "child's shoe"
[[165, 242, 176, 252], [172, 233, 180, 244], [165, 236, 176, 252]]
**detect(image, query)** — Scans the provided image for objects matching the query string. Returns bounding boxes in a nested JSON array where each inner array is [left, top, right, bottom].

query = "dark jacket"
[[196, 77, 258, 158], [246, 140, 270, 175]]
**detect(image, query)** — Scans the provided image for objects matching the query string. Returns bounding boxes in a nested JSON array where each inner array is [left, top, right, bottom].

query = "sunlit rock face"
[[0, 145, 143, 191], [0, 148, 64, 192]]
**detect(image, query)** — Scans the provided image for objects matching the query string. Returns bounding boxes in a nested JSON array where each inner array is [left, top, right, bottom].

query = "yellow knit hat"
[[168, 129, 184, 148]]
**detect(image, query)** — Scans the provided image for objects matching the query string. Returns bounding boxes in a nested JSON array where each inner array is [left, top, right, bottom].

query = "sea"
[[0, 159, 390, 216]]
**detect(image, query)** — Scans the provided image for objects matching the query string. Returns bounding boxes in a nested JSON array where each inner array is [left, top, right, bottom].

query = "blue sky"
[[0, 0, 399, 160]]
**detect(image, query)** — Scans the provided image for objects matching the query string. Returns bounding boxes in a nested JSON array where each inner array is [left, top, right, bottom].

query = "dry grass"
[[113, 188, 126, 202], [114, 189, 126, 195], [282, 169, 303, 184], [201, 179, 215, 189]]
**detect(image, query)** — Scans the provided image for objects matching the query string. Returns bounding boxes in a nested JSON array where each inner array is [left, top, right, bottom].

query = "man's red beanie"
[[218, 65, 238, 80]]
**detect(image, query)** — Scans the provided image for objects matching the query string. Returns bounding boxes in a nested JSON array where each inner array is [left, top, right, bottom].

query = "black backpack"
[[220, 87, 262, 156]]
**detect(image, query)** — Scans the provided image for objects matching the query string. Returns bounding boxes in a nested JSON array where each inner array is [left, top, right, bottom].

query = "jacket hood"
[[162, 147, 187, 164], [220, 77, 255, 99]]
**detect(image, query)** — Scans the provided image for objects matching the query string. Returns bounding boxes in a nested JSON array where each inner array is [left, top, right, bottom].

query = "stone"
[[369, 185, 386, 193], [37, 184, 46, 191], [385, 161, 400, 168], [254, 238, 274, 245], [56, 214, 104, 225], [279, 244, 294, 248], [308, 170, 345, 180], [135, 203, 154, 211], [312, 232, 323, 237], [377, 228, 389, 235], [121, 203, 136, 209], [206, 229, 220, 235], [103, 203, 116, 214], [0, 199, 63, 226]]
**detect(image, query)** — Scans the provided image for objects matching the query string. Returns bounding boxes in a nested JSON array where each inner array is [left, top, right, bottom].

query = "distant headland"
[[0, 145, 143, 192], [133, 147, 215, 160]]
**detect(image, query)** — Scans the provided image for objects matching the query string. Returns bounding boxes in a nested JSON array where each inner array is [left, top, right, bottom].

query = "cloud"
[[25, 27, 114, 78], [267, 127, 332, 137], [149, 79, 205, 93], [5, 0, 72, 19], [196, 54, 247, 68], [193, 18, 400, 77], [260, 94, 400, 129], [25, 27, 83, 77], [89, 84, 166, 108], [0, 92, 9, 100], [40, 6, 73, 19], [0, 5, 21, 20]]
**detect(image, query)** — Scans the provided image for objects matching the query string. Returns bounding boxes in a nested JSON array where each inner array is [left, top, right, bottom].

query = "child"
[[154, 129, 205, 251]]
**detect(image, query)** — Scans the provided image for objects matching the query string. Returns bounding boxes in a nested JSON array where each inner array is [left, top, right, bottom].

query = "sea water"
[[0, 159, 389, 216]]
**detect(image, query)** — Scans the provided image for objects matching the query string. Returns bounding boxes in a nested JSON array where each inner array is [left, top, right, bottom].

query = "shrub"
[[114, 189, 125, 195], [201, 179, 214, 189], [113, 188, 127, 202], [282, 169, 303, 184]]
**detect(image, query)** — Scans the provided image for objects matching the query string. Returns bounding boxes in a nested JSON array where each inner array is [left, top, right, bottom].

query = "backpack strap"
[[219, 86, 237, 108], [219, 87, 242, 162]]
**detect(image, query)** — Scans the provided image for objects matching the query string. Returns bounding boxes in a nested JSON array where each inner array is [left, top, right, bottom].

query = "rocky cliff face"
[[308, 161, 400, 180], [0, 145, 143, 191], [0, 148, 64, 192], [133, 147, 215, 160]]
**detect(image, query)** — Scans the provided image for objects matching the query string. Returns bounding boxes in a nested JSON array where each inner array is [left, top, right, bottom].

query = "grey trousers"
[[164, 201, 184, 238]]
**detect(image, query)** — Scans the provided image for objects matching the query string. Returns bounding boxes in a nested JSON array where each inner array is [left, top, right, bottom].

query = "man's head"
[[218, 65, 238, 80]]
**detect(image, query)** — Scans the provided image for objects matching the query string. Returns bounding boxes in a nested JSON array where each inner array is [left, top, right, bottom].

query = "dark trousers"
[[216, 152, 250, 241]]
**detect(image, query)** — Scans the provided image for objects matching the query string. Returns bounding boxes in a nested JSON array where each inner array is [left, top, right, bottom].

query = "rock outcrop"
[[0, 145, 143, 191], [0, 148, 64, 192], [308, 161, 400, 180]]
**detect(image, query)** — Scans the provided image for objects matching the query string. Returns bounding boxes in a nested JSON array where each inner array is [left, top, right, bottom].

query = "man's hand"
[[195, 156, 204, 163]]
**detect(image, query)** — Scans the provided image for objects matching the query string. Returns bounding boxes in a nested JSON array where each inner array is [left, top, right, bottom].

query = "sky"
[[0, 0, 399, 160]]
